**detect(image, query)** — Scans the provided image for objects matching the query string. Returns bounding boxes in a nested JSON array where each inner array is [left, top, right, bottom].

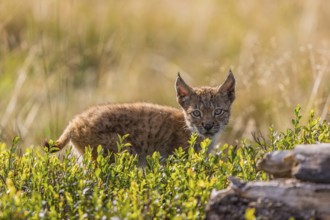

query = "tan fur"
[[45, 70, 235, 163]]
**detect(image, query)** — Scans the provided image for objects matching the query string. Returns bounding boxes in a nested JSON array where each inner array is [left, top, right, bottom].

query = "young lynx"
[[45, 70, 235, 163]]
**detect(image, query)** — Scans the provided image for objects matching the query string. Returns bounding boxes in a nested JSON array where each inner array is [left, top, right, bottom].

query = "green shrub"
[[0, 107, 329, 219]]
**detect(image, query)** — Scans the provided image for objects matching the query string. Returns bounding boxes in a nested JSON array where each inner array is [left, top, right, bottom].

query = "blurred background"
[[0, 0, 329, 147]]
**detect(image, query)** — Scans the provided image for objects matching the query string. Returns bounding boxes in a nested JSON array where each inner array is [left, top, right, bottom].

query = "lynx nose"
[[202, 122, 214, 131]]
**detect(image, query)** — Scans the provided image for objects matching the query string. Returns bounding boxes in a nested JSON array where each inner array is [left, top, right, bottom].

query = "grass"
[[0, 107, 328, 219], [0, 0, 329, 147]]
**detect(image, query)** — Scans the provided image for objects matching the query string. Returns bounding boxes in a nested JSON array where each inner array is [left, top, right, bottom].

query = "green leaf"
[[245, 208, 256, 220]]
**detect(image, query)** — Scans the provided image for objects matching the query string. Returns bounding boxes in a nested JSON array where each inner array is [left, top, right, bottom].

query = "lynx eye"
[[214, 108, 224, 116], [191, 110, 202, 118]]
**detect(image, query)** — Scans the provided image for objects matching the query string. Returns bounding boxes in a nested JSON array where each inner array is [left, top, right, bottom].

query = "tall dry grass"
[[0, 0, 329, 147]]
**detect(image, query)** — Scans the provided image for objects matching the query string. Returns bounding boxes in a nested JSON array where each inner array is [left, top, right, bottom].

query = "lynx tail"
[[43, 125, 71, 152]]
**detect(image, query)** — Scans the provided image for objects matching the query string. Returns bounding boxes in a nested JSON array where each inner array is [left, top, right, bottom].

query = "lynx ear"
[[218, 69, 235, 102], [175, 73, 193, 105], [176, 73, 193, 97]]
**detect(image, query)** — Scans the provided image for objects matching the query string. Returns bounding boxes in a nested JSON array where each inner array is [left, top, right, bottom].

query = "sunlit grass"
[[0, 108, 328, 219], [0, 0, 329, 146]]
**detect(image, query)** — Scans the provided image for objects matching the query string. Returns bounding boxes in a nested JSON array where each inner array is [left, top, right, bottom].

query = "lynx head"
[[175, 70, 235, 138]]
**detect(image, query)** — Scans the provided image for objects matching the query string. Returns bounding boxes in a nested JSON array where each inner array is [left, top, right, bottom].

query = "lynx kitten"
[[45, 70, 235, 163]]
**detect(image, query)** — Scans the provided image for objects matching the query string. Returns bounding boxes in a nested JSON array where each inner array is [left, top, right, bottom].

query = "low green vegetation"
[[0, 107, 329, 219]]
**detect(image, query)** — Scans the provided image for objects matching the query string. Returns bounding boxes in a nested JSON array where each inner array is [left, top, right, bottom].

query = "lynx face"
[[175, 70, 235, 138]]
